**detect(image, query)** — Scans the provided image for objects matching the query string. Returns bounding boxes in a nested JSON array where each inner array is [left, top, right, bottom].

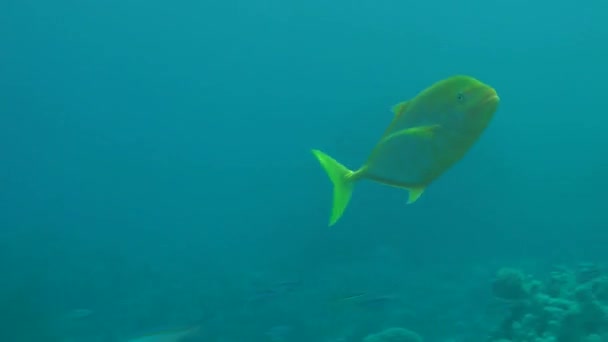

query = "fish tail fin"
[[311, 149, 356, 227]]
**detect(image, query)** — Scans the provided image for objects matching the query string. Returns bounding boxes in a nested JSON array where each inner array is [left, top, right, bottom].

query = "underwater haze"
[[1, 0, 608, 341]]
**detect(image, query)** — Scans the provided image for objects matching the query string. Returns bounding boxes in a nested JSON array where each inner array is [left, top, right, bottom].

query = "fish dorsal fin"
[[379, 100, 411, 139], [391, 100, 410, 117]]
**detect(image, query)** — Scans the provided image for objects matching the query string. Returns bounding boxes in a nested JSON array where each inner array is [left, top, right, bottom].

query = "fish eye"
[[456, 92, 465, 102]]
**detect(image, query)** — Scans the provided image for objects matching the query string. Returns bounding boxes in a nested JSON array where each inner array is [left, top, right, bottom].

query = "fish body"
[[312, 75, 500, 226]]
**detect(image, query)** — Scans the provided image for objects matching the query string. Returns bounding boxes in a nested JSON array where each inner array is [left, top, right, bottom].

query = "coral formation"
[[488, 264, 608, 342], [491, 268, 532, 301], [363, 327, 423, 342]]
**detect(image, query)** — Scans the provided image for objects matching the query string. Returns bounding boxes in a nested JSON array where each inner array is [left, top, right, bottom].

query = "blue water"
[[1, 0, 607, 341]]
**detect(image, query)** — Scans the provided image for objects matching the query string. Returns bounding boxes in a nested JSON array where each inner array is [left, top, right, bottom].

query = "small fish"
[[331, 292, 401, 310], [127, 326, 200, 342], [335, 292, 368, 301], [312, 75, 500, 226], [247, 288, 282, 304], [265, 325, 293, 342], [356, 294, 402, 310], [62, 308, 94, 320], [275, 280, 301, 292], [247, 280, 301, 304]]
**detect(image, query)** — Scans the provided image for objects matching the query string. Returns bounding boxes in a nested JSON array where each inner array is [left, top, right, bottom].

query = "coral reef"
[[488, 264, 608, 342], [363, 327, 423, 342]]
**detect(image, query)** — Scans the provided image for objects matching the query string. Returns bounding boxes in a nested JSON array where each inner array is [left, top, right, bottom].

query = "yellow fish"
[[312, 75, 500, 226]]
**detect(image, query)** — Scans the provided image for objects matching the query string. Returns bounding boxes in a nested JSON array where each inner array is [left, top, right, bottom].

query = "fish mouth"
[[482, 89, 500, 106], [469, 88, 499, 119]]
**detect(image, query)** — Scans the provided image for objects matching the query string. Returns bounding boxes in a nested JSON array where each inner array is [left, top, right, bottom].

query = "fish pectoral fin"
[[402, 124, 440, 138], [391, 100, 410, 117], [406, 187, 425, 204], [380, 125, 440, 145]]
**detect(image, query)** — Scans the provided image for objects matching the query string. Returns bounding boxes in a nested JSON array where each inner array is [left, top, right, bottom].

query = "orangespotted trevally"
[[312, 75, 500, 226]]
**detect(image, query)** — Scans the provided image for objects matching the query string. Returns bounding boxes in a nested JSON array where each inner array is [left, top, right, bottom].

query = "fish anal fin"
[[406, 187, 425, 204]]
